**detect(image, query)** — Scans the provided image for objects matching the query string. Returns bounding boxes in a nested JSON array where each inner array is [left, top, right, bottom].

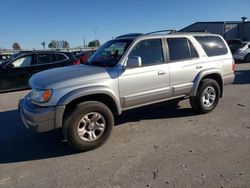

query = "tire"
[[63, 101, 114, 152], [190, 79, 220, 114], [244, 54, 250, 62]]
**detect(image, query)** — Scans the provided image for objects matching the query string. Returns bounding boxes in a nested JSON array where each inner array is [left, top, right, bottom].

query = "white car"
[[233, 42, 250, 62]]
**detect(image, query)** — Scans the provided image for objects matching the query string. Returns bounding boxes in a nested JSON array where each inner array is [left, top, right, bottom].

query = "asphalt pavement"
[[0, 62, 250, 188]]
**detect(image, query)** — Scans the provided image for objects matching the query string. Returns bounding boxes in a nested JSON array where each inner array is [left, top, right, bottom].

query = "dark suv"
[[0, 51, 80, 93]]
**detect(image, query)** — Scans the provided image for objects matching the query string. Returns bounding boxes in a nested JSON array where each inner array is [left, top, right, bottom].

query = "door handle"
[[158, 71, 166, 75], [196, 65, 203, 69]]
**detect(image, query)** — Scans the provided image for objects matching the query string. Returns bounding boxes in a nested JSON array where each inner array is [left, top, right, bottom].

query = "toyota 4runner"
[[19, 30, 235, 151]]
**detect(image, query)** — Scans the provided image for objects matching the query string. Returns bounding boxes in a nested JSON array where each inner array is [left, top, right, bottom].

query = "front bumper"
[[19, 98, 58, 132]]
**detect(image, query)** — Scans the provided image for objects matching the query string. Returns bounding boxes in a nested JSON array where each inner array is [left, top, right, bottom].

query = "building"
[[180, 17, 250, 41]]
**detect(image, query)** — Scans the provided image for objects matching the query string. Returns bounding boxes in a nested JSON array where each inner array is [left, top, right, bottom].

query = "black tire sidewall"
[[197, 79, 220, 113], [67, 101, 114, 151]]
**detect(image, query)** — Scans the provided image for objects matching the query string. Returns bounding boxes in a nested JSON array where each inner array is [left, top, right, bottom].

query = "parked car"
[[19, 31, 235, 152], [0, 53, 12, 64], [227, 39, 243, 53], [0, 51, 80, 93], [233, 42, 250, 62], [75, 50, 96, 64], [71, 51, 83, 55]]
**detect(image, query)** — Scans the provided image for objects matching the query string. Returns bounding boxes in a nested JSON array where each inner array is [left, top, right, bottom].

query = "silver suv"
[[19, 31, 235, 151]]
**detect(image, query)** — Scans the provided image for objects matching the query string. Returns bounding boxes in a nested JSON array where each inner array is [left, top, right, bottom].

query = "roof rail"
[[115, 29, 177, 39], [116, 33, 143, 39], [146, 29, 177, 35], [179, 30, 209, 33]]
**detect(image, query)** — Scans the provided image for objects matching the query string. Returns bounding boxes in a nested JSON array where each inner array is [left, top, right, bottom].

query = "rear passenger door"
[[32, 53, 61, 74], [119, 38, 171, 109], [166, 37, 203, 96]]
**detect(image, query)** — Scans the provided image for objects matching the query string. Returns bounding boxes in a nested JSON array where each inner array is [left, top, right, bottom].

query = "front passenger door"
[[119, 38, 170, 109]]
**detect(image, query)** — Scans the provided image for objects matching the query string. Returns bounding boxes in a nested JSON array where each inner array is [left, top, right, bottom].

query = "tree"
[[48, 40, 57, 48], [62, 40, 70, 48], [88, 40, 100, 48], [12, 43, 21, 50], [48, 40, 70, 49], [41, 41, 46, 49]]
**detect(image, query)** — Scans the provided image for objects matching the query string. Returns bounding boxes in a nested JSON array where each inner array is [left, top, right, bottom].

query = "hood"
[[30, 65, 110, 89]]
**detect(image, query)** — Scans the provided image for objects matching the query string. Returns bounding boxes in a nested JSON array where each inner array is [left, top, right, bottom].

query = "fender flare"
[[190, 68, 223, 97], [55, 86, 122, 130]]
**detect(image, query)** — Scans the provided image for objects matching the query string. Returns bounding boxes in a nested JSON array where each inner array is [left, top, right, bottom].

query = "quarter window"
[[56, 54, 67, 61], [194, 36, 228, 56], [167, 38, 198, 62], [129, 39, 164, 66]]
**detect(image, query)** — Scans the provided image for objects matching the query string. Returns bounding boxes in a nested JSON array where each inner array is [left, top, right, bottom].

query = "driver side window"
[[10, 56, 33, 68]]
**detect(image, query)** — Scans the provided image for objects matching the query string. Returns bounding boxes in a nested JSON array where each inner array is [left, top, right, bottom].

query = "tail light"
[[232, 59, 236, 72], [73, 59, 80, 65]]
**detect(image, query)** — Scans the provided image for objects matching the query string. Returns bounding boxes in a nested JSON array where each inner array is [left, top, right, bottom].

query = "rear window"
[[195, 36, 228, 57]]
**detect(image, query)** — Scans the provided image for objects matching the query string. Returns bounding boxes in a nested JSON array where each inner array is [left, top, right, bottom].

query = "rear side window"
[[195, 36, 228, 56], [167, 38, 198, 62], [56, 53, 67, 61], [37, 54, 57, 64]]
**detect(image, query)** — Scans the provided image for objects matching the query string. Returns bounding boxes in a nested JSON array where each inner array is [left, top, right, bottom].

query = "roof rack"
[[146, 29, 177, 35], [116, 33, 143, 39], [178, 30, 209, 33], [115, 29, 177, 39]]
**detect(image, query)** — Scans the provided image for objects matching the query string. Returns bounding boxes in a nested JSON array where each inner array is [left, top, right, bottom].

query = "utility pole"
[[93, 26, 98, 48], [93, 26, 98, 40], [83, 37, 86, 48]]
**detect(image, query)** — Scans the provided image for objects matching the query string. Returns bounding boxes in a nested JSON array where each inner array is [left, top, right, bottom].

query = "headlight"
[[30, 89, 53, 103]]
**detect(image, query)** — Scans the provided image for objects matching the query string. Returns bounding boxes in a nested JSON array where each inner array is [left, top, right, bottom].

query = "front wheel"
[[190, 79, 220, 114], [64, 101, 114, 152]]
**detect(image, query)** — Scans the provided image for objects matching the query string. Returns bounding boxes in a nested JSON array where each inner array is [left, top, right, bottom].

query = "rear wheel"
[[190, 79, 220, 114], [63, 101, 114, 152]]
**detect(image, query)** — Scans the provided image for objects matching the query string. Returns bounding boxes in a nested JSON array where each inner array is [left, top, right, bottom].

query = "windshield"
[[86, 39, 133, 67]]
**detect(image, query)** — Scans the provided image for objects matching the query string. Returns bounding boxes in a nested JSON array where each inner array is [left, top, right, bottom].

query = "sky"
[[0, 0, 249, 49]]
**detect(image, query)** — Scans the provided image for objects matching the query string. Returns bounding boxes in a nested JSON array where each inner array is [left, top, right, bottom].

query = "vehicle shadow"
[[116, 100, 196, 125], [0, 101, 196, 164], [233, 70, 250, 84], [0, 109, 74, 164]]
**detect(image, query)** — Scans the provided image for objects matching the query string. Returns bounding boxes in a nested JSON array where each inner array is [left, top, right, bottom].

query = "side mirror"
[[126, 56, 142, 68], [248, 44, 250, 49]]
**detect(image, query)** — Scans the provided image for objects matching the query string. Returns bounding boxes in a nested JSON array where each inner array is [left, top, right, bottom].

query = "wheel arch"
[[60, 92, 120, 140], [191, 69, 223, 97]]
